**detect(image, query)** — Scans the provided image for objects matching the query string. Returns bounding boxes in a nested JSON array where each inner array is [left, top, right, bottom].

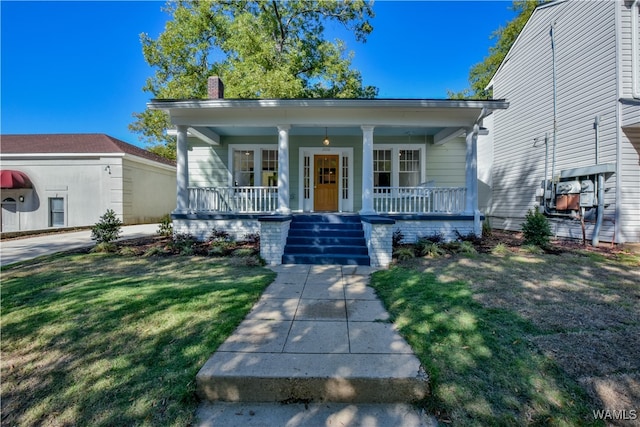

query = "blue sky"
[[1, 1, 517, 148]]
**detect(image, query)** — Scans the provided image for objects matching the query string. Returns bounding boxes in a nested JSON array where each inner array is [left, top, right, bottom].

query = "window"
[[261, 149, 278, 187], [342, 156, 349, 199], [49, 197, 64, 227], [233, 150, 254, 186], [304, 156, 311, 198], [399, 150, 420, 187], [373, 149, 391, 187], [373, 146, 424, 188]]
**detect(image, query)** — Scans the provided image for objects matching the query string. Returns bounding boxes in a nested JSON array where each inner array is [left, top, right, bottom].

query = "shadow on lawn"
[[1, 254, 275, 426], [371, 251, 640, 426]]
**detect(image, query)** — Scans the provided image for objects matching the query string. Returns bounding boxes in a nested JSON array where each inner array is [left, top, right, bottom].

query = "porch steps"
[[282, 214, 370, 266]]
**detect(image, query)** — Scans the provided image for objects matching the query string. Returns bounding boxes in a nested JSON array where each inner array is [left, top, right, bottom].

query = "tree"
[[131, 0, 377, 159], [449, 0, 545, 99]]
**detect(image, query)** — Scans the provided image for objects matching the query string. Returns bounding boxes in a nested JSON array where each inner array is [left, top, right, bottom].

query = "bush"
[[393, 247, 415, 261], [91, 209, 122, 244], [169, 233, 197, 255], [392, 229, 404, 249], [157, 214, 173, 237], [243, 233, 260, 244], [90, 242, 117, 253], [417, 240, 446, 258], [521, 207, 552, 248], [491, 242, 512, 256], [118, 246, 139, 257], [209, 228, 231, 242]]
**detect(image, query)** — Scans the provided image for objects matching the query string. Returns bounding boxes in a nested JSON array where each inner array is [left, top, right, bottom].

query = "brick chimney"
[[208, 76, 224, 99]]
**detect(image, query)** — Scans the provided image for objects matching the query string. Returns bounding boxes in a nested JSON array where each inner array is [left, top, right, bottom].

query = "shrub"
[[418, 241, 446, 258], [90, 242, 117, 253], [521, 207, 552, 248], [157, 214, 173, 237], [457, 241, 478, 255], [521, 244, 545, 255], [491, 242, 512, 256], [416, 237, 446, 256], [243, 233, 260, 244], [143, 246, 166, 257], [170, 233, 197, 255], [91, 209, 123, 244], [209, 228, 231, 242], [393, 247, 415, 261], [392, 229, 404, 249], [232, 248, 255, 258], [482, 218, 492, 237], [118, 246, 139, 256]]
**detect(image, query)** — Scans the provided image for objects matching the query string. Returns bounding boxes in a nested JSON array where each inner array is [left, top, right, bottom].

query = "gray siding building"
[[484, 0, 640, 244]]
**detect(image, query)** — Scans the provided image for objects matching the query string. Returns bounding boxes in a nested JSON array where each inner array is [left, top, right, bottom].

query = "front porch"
[[150, 94, 508, 267]]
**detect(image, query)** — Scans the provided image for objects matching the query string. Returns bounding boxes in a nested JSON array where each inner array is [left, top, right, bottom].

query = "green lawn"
[[1, 253, 275, 426], [371, 248, 639, 426]]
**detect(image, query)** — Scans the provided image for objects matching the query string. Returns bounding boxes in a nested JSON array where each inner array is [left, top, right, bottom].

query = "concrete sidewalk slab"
[[197, 402, 438, 427], [196, 265, 429, 406]]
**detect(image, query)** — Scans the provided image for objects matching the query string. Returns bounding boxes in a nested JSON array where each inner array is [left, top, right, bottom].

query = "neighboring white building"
[[0, 134, 176, 232], [482, 0, 640, 244]]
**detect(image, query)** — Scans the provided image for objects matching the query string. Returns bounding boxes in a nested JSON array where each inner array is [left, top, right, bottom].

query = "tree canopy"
[[131, 0, 377, 159], [449, 0, 545, 99]]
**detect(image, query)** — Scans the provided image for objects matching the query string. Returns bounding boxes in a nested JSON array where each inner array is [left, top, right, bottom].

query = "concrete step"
[[286, 236, 366, 246], [287, 229, 364, 238], [290, 222, 364, 231], [282, 253, 370, 265], [284, 244, 369, 255], [196, 353, 428, 403]]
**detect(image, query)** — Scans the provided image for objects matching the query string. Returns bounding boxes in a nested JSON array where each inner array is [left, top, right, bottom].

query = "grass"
[[1, 252, 276, 426], [371, 249, 640, 426]]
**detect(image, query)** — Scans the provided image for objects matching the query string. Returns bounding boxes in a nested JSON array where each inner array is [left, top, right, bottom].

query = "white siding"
[[490, 1, 626, 242], [620, 127, 640, 242], [122, 157, 176, 224]]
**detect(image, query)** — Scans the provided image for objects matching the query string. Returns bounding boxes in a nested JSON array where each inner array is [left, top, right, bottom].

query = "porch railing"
[[188, 187, 278, 213], [373, 186, 466, 214], [187, 186, 466, 214]]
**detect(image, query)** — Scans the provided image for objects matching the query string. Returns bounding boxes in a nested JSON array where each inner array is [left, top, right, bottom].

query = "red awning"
[[0, 170, 33, 189]]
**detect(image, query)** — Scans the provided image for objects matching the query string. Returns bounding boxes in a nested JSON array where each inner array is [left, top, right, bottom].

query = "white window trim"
[[373, 144, 426, 187], [227, 144, 278, 187], [299, 146, 354, 212]]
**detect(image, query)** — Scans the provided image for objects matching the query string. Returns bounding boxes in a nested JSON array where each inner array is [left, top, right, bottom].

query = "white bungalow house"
[[481, 0, 640, 244], [0, 134, 176, 233], [149, 77, 508, 267]]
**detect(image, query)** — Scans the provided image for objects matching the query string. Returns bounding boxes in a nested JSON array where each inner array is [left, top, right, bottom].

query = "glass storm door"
[[314, 155, 339, 211]]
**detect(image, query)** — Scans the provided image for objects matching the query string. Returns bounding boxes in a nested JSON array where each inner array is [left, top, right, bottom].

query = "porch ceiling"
[[209, 125, 443, 137], [149, 98, 509, 139]]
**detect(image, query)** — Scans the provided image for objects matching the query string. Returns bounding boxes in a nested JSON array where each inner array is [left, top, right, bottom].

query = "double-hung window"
[[232, 146, 278, 187], [373, 145, 424, 188]]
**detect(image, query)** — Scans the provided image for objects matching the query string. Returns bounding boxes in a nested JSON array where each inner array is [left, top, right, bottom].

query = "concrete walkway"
[[0, 223, 159, 266], [196, 264, 434, 426]]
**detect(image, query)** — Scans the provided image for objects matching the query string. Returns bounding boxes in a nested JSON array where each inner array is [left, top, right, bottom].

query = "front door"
[[314, 155, 339, 211]]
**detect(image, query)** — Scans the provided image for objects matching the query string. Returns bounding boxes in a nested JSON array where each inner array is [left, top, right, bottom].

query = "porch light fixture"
[[322, 128, 330, 146]]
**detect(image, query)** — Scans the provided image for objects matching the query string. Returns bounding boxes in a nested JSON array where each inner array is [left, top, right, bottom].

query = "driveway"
[[0, 224, 159, 267]]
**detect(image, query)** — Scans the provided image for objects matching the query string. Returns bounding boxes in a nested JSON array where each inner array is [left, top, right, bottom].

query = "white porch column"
[[465, 124, 481, 234], [176, 125, 189, 212], [360, 125, 376, 215], [277, 125, 291, 214]]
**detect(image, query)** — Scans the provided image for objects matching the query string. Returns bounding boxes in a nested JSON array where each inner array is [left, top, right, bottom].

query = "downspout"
[[632, 0, 640, 99], [550, 23, 558, 203], [592, 115, 604, 246], [543, 133, 549, 211]]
